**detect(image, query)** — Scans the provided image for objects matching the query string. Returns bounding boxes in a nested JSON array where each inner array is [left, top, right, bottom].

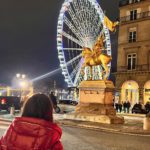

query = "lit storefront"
[[121, 80, 139, 106], [115, 79, 150, 106], [144, 81, 150, 104]]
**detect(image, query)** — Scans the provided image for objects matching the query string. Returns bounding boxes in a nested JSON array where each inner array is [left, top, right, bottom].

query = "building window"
[[130, 10, 137, 20], [129, 27, 137, 43], [127, 54, 137, 70], [129, 31, 136, 42]]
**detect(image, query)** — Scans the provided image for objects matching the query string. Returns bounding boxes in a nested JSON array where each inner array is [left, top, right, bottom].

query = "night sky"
[[0, 0, 119, 87]]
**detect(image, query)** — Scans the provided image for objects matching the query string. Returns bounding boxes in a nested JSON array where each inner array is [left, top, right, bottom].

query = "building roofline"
[[119, 0, 147, 8]]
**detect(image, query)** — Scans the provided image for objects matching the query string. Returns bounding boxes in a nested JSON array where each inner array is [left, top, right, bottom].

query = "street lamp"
[[16, 73, 21, 78], [16, 73, 26, 79], [16, 73, 28, 96], [21, 74, 26, 79]]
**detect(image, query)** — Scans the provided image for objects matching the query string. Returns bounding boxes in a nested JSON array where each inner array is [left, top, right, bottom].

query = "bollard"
[[10, 106, 15, 115], [143, 117, 150, 130]]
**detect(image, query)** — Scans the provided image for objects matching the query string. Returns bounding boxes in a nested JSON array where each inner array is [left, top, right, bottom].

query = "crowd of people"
[[114, 101, 150, 114], [114, 101, 131, 113]]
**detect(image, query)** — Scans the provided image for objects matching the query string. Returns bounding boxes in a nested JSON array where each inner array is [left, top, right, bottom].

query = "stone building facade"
[[115, 0, 150, 106]]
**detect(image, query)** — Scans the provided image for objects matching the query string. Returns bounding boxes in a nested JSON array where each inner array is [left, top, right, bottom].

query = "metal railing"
[[117, 64, 150, 72], [119, 0, 145, 7], [120, 11, 150, 23]]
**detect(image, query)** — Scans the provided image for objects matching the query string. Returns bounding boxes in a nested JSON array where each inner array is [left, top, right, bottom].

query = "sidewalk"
[[57, 112, 150, 136], [57, 117, 150, 136]]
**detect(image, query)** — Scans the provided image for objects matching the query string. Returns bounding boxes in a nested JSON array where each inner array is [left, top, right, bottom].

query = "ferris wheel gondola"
[[57, 0, 111, 87]]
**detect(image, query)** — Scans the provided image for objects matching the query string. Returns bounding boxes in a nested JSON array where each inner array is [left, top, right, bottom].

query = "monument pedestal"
[[65, 80, 124, 124]]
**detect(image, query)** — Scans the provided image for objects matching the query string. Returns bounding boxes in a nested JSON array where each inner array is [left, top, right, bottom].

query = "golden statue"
[[81, 16, 119, 80], [81, 33, 112, 80], [81, 46, 112, 80], [104, 16, 119, 32]]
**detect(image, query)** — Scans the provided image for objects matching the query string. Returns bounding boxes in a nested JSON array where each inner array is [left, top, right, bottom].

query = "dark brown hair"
[[22, 93, 53, 122]]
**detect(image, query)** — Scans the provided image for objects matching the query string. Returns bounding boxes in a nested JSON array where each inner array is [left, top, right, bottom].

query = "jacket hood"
[[12, 117, 62, 137]]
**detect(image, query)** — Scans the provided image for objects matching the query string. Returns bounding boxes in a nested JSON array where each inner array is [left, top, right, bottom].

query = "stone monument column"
[[65, 80, 124, 124], [76, 80, 116, 115]]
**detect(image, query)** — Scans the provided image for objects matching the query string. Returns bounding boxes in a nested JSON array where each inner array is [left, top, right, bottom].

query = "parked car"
[[0, 96, 21, 112]]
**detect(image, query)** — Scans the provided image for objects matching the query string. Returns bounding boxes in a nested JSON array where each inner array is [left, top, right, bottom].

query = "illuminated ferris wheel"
[[57, 0, 111, 87]]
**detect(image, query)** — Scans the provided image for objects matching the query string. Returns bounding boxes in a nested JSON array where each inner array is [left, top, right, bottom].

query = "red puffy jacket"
[[0, 117, 63, 150]]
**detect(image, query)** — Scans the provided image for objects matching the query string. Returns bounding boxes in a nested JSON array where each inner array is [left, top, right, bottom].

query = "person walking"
[[115, 102, 119, 112], [49, 91, 61, 113], [123, 101, 127, 113], [49, 91, 58, 108], [0, 93, 63, 150], [118, 102, 123, 113], [126, 101, 131, 113]]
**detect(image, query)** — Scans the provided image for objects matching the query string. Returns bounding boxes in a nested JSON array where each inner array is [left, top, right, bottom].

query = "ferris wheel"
[[57, 0, 111, 87]]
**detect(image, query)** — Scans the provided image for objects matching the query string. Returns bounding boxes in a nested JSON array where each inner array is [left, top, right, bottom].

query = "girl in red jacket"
[[0, 93, 63, 150]]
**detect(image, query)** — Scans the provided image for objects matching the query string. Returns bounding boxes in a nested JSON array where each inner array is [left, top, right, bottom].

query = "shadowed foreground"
[[0, 123, 150, 150]]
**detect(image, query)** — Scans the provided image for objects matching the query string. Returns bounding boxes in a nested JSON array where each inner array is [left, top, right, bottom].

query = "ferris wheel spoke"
[[79, 12, 88, 30], [73, 0, 95, 36], [66, 54, 82, 66], [64, 16, 84, 42], [70, 59, 82, 79], [67, 5, 84, 38], [95, 24, 102, 33], [78, 13, 99, 40], [72, 0, 83, 23], [78, 0, 86, 11], [63, 48, 82, 51], [62, 31, 84, 47], [72, 1, 92, 36], [73, 58, 83, 86], [86, 15, 99, 34]]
